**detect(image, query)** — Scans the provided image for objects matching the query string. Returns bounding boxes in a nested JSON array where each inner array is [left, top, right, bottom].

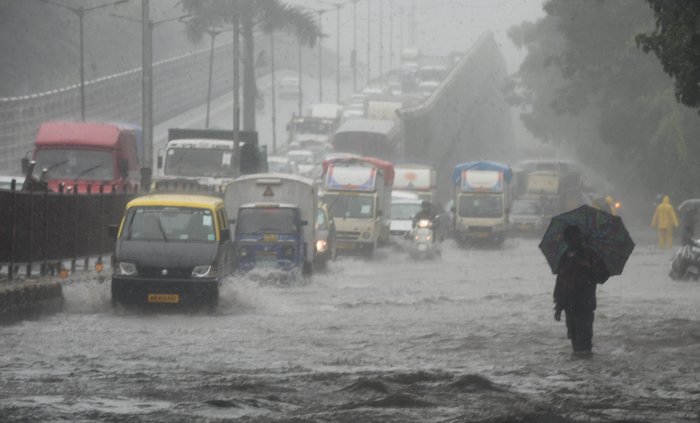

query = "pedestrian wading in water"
[[554, 225, 610, 354]]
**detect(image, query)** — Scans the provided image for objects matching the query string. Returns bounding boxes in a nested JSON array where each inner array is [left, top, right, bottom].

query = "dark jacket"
[[413, 210, 437, 227], [554, 246, 609, 313]]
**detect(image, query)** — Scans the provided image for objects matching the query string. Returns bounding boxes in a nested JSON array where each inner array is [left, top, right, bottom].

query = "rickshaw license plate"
[[147, 294, 179, 304]]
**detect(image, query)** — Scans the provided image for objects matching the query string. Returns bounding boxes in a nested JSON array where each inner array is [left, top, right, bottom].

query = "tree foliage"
[[636, 1, 700, 110], [180, 0, 320, 130], [508, 0, 700, 200]]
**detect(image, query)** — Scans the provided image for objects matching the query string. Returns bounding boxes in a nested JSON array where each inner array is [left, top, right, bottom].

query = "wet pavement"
[[1, 238, 699, 422]]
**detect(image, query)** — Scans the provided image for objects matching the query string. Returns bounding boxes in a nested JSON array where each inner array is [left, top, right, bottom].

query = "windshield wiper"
[[40, 160, 68, 177], [155, 216, 169, 242], [74, 164, 102, 180]]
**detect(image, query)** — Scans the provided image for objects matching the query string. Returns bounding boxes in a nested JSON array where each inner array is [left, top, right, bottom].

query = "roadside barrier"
[[0, 179, 135, 280]]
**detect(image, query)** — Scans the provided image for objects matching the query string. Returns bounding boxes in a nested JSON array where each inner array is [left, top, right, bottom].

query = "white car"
[[287, 149, 318, 178], [267, 155, 298, 174], [279, 77, 300, 99], [390, 195, 424, 241]]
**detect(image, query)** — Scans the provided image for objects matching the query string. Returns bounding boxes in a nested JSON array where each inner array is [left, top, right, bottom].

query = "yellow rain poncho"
[[652, 196, 679, 248]]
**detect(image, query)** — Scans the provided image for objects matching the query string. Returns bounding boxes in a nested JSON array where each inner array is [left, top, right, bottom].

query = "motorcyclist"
[[413, 200, 438, 229]]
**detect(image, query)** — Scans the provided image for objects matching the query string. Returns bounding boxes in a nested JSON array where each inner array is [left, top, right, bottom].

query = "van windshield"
[[164, 148, 235, 178], [237, 208, 298, 235], [458, 194, 503, 218], [295, 121, 331, 135], [33, 149, 114, 180], [122, 206, 216, 242], [324, 194, 374, 219]]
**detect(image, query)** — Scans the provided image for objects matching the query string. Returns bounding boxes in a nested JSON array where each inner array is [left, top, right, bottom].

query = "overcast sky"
[[288, 0, 547, 74]]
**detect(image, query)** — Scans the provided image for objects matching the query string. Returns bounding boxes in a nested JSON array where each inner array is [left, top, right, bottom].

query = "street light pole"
[[270, 32, 277, 153], [317, 9, 326, 102], [141, 0, 152, 191], [298, 41, 303, 116], [233, 9, 241, 177], [335, 3, 342, 104], [36, 0, 128, 121], [352, 0, 358, 93], [389, 0, 393, 70], [378, 0, 383, 77], [366, 0, 371, 84]]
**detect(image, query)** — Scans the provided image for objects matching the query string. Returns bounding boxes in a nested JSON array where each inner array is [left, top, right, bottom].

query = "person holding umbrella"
[[540, 205, 635, 355], [553, 225, 609, 354]]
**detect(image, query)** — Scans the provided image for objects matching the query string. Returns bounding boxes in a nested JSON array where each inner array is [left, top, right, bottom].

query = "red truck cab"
[[27, 122, 141, 193]]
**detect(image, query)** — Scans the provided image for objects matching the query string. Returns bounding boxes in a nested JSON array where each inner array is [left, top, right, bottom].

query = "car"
[[419, 80, 440, 98], [279, 76, 300, 99], [110, 194, 234, 309], [287, 149, 319, 178], [390, 194, 423, 242], [509, 198, 547, 236], [267, 155, 298, 174], [314, 203, 337, 268]]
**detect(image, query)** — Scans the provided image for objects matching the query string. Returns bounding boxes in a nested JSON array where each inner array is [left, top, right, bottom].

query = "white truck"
[[286, 103, 342, 149], [393, 164, 437, 203], [452, 161, 512, 245], [224, 174, 317, 275], [157, 129, 264, 192], [321, 158, 395, 255]]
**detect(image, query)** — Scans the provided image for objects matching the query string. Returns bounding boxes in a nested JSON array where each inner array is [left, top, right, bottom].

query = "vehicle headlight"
[[238, 247, 249, 257], [192, 265, 216, 278], [361, 231, 371, 240], [316, 239, 328, 252], [426, 235, 432, 241], [115, 262, 137, 276]]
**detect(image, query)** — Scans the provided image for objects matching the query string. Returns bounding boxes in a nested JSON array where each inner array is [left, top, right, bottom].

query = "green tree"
[[508, 0, 700, 201], [636, 1, 700, 110], [181, 0, 319, 130]]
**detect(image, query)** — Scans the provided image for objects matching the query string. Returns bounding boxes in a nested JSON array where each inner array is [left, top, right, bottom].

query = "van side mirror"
[[119, 158, 129, 178], [108, 224, 119, 240], [220, 228, 231, 241], [21, 158, 30, 175], [157, 156, 163, 169]]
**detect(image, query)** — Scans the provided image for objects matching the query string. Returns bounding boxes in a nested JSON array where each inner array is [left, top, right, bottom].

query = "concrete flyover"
[[400, 32, 515, 202]]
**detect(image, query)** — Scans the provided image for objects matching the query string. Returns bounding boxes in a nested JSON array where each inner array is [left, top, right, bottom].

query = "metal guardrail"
[[0, 43, 238, 174], [0, 180, 136, 279], [400, 33, 515, 201]]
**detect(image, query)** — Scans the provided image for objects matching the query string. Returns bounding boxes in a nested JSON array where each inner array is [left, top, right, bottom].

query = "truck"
[[452, 161, 513, 245], [23, 121, 142, 193], [286, 103, 343, 148], [156, 129, 266, 192], [224, 174, 316, 275], [393, 164, 437, 203], [321, 157, 394, 255]]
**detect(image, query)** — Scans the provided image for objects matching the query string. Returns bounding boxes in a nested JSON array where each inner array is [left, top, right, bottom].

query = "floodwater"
[[1, 238, 699, 422]]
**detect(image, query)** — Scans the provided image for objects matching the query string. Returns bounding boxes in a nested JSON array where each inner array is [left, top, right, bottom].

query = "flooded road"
[[1, 238, 699, 422]]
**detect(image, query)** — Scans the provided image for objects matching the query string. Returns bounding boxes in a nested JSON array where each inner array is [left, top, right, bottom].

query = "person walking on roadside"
[[651, 195, 679, 249], [553, 225, 610, 355]]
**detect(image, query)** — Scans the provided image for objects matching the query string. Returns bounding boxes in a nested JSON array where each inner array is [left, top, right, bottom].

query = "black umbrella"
[[539, 205, 635, 277]]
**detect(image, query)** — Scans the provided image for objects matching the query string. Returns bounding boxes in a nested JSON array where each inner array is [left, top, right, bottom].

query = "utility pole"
[[352, 0, 358, 93], [270, 32, 277, 153], [36, 0, 128, 121], [233, 7, 241, 177], [204, 29, 232, 128], [411, 0, 416, 47]]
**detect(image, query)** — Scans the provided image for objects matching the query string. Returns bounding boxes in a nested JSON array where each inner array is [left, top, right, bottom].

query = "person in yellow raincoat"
[[651, 195, 679, 249]]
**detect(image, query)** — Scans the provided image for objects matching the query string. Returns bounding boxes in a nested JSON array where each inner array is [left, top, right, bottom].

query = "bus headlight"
[[316, 239, 328, 252]]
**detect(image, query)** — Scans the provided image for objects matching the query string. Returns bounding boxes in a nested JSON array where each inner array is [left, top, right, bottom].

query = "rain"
[[1, 0, 699, 422]]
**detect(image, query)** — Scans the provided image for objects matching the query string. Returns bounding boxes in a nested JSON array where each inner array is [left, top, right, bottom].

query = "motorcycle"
[[408, 219, 439, 259], [669, 240, 700, 281]]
